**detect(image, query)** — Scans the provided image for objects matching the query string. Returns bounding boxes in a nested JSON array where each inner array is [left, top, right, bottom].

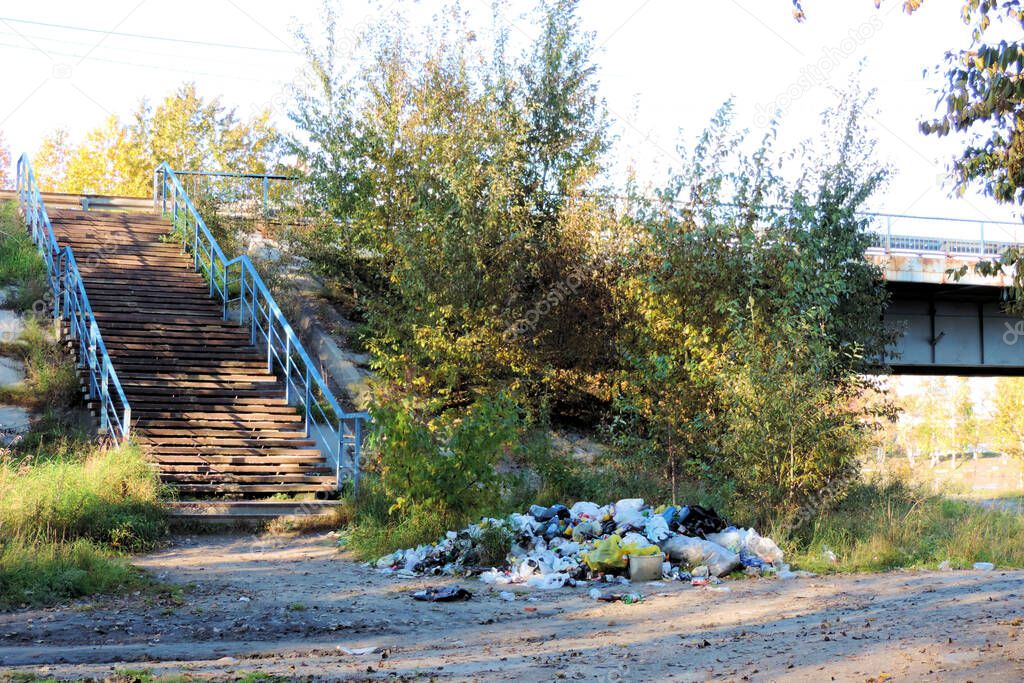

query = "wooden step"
[[138, 418, 303, 429], [171, 483, 335, 494], [137, 436, 317, 447], [147, 448, 324, 459]]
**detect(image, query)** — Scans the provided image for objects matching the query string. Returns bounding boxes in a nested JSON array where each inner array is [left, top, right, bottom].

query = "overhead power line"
[[0, 29, 291, 68], [0, 16, 297, 54], [0, 40, 276, 83]]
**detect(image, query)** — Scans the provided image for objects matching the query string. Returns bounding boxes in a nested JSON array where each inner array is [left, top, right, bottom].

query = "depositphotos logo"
[[1003, 320, 1024, 346]]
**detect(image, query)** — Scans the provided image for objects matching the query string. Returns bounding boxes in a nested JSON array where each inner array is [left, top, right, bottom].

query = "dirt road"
[[1, 532, 1022, 681]]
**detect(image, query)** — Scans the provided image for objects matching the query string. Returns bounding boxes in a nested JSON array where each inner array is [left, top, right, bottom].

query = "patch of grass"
[[262, 506, 349, 535], [783, 479, 1024, 573], [0, 538, 149, 609], [0, 444, 166, 551], [0, 317, 79, 410], [342, 478, 463, 560], [287, 602, 306, 611], [0, 201, 48, 312], [111, 669, 191, 683], [0, 672, 59, 682], [476, 524, 512, 567], [0, 440, 167, 607]]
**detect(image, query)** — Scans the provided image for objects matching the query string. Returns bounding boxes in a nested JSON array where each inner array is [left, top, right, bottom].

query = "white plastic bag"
[[661, 536, 740, 577], [745, 531, 784, 564], [526, 573, 569, 589], [570, 501, 601, 520], [613, 498, 646, 527], [644, 515, 670, 543]]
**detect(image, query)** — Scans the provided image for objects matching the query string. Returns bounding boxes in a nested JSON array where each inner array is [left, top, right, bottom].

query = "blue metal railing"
[[155, 169, 300, 219], [15, 154, 131, 442], [153, 163, 368, 492]]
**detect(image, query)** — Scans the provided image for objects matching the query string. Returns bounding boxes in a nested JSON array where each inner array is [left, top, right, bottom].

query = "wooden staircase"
[[50, 208, 337, 496]]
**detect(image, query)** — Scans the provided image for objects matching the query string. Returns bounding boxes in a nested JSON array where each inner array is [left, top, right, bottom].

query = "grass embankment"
[[783, 480, 1024, 573], [341, 450, 1024, 574], [0, 201, 48, 312], [0, 200, 167, 608]]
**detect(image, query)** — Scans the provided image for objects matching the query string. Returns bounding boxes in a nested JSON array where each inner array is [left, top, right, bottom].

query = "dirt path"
[[1, 532, 1023, 681]]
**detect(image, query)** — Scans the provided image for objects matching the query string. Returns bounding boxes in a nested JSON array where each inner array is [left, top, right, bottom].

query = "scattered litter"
[[973, 562, 995, 571], [938, 560, 952, 571], [377, 499, 798, 590], [337, 646, 384, 656], [594, 591, 644, 604], [237, 596, 250, 602], [498, 591, 516, 602], [410, 585, 473, 602], [776, 564, 817, 580], [821, 547, 838, 564]]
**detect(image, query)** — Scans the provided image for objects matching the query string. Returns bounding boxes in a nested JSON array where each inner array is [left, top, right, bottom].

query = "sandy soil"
[[1, 532, 1023, 681]]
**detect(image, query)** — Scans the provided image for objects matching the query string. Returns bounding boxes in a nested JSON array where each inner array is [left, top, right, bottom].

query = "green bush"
[[0, 442, 167, 606], [369, 391, 521, 517]]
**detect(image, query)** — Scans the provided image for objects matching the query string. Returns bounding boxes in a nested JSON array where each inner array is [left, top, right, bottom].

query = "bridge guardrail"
[[15, 154, 131, 442], [862, 211, 1023, 258], [153, 163, 368, 492]]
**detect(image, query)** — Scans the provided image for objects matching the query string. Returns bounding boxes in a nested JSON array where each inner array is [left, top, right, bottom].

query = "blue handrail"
[[156, 169, 300, 219], [15, 154, 131, 442], [153, 163, 368, 492]]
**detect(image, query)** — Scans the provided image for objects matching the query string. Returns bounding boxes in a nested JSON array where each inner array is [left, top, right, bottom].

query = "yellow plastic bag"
[[621, 538, 660, 560], [582, 535, 626, 571], [582, 535, 660, 572]]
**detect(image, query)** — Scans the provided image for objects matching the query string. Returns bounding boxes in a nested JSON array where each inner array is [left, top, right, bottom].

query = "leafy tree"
[[791, 0, 922, 21], [34, 83, 280, 196], [900, 385, 941, 460], [920, 1, 1024, 205], [614, 93, 894, 517], [910, 2, 1024, 309], [991, 377, 1024, 459], [952, 378, 979, 454], [290, 1, 616, 415], [369, 390, 521, 516]]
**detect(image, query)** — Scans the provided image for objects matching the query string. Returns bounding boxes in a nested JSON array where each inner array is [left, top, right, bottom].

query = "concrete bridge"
[[865, 212, 1024, 375]]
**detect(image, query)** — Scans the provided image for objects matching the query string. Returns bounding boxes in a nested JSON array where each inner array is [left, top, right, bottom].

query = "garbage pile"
[[375, 499, 802, 589]]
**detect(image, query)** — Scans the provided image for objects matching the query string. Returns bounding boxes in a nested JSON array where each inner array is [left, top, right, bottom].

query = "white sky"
[[0, 0, 1021, 236]]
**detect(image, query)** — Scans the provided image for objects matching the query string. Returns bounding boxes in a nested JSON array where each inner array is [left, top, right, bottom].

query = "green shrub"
[[0, 317, 81, 410], [476, 524, 513, 567], [368, 390, 521, 517], [344, 486, 462, 561]]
